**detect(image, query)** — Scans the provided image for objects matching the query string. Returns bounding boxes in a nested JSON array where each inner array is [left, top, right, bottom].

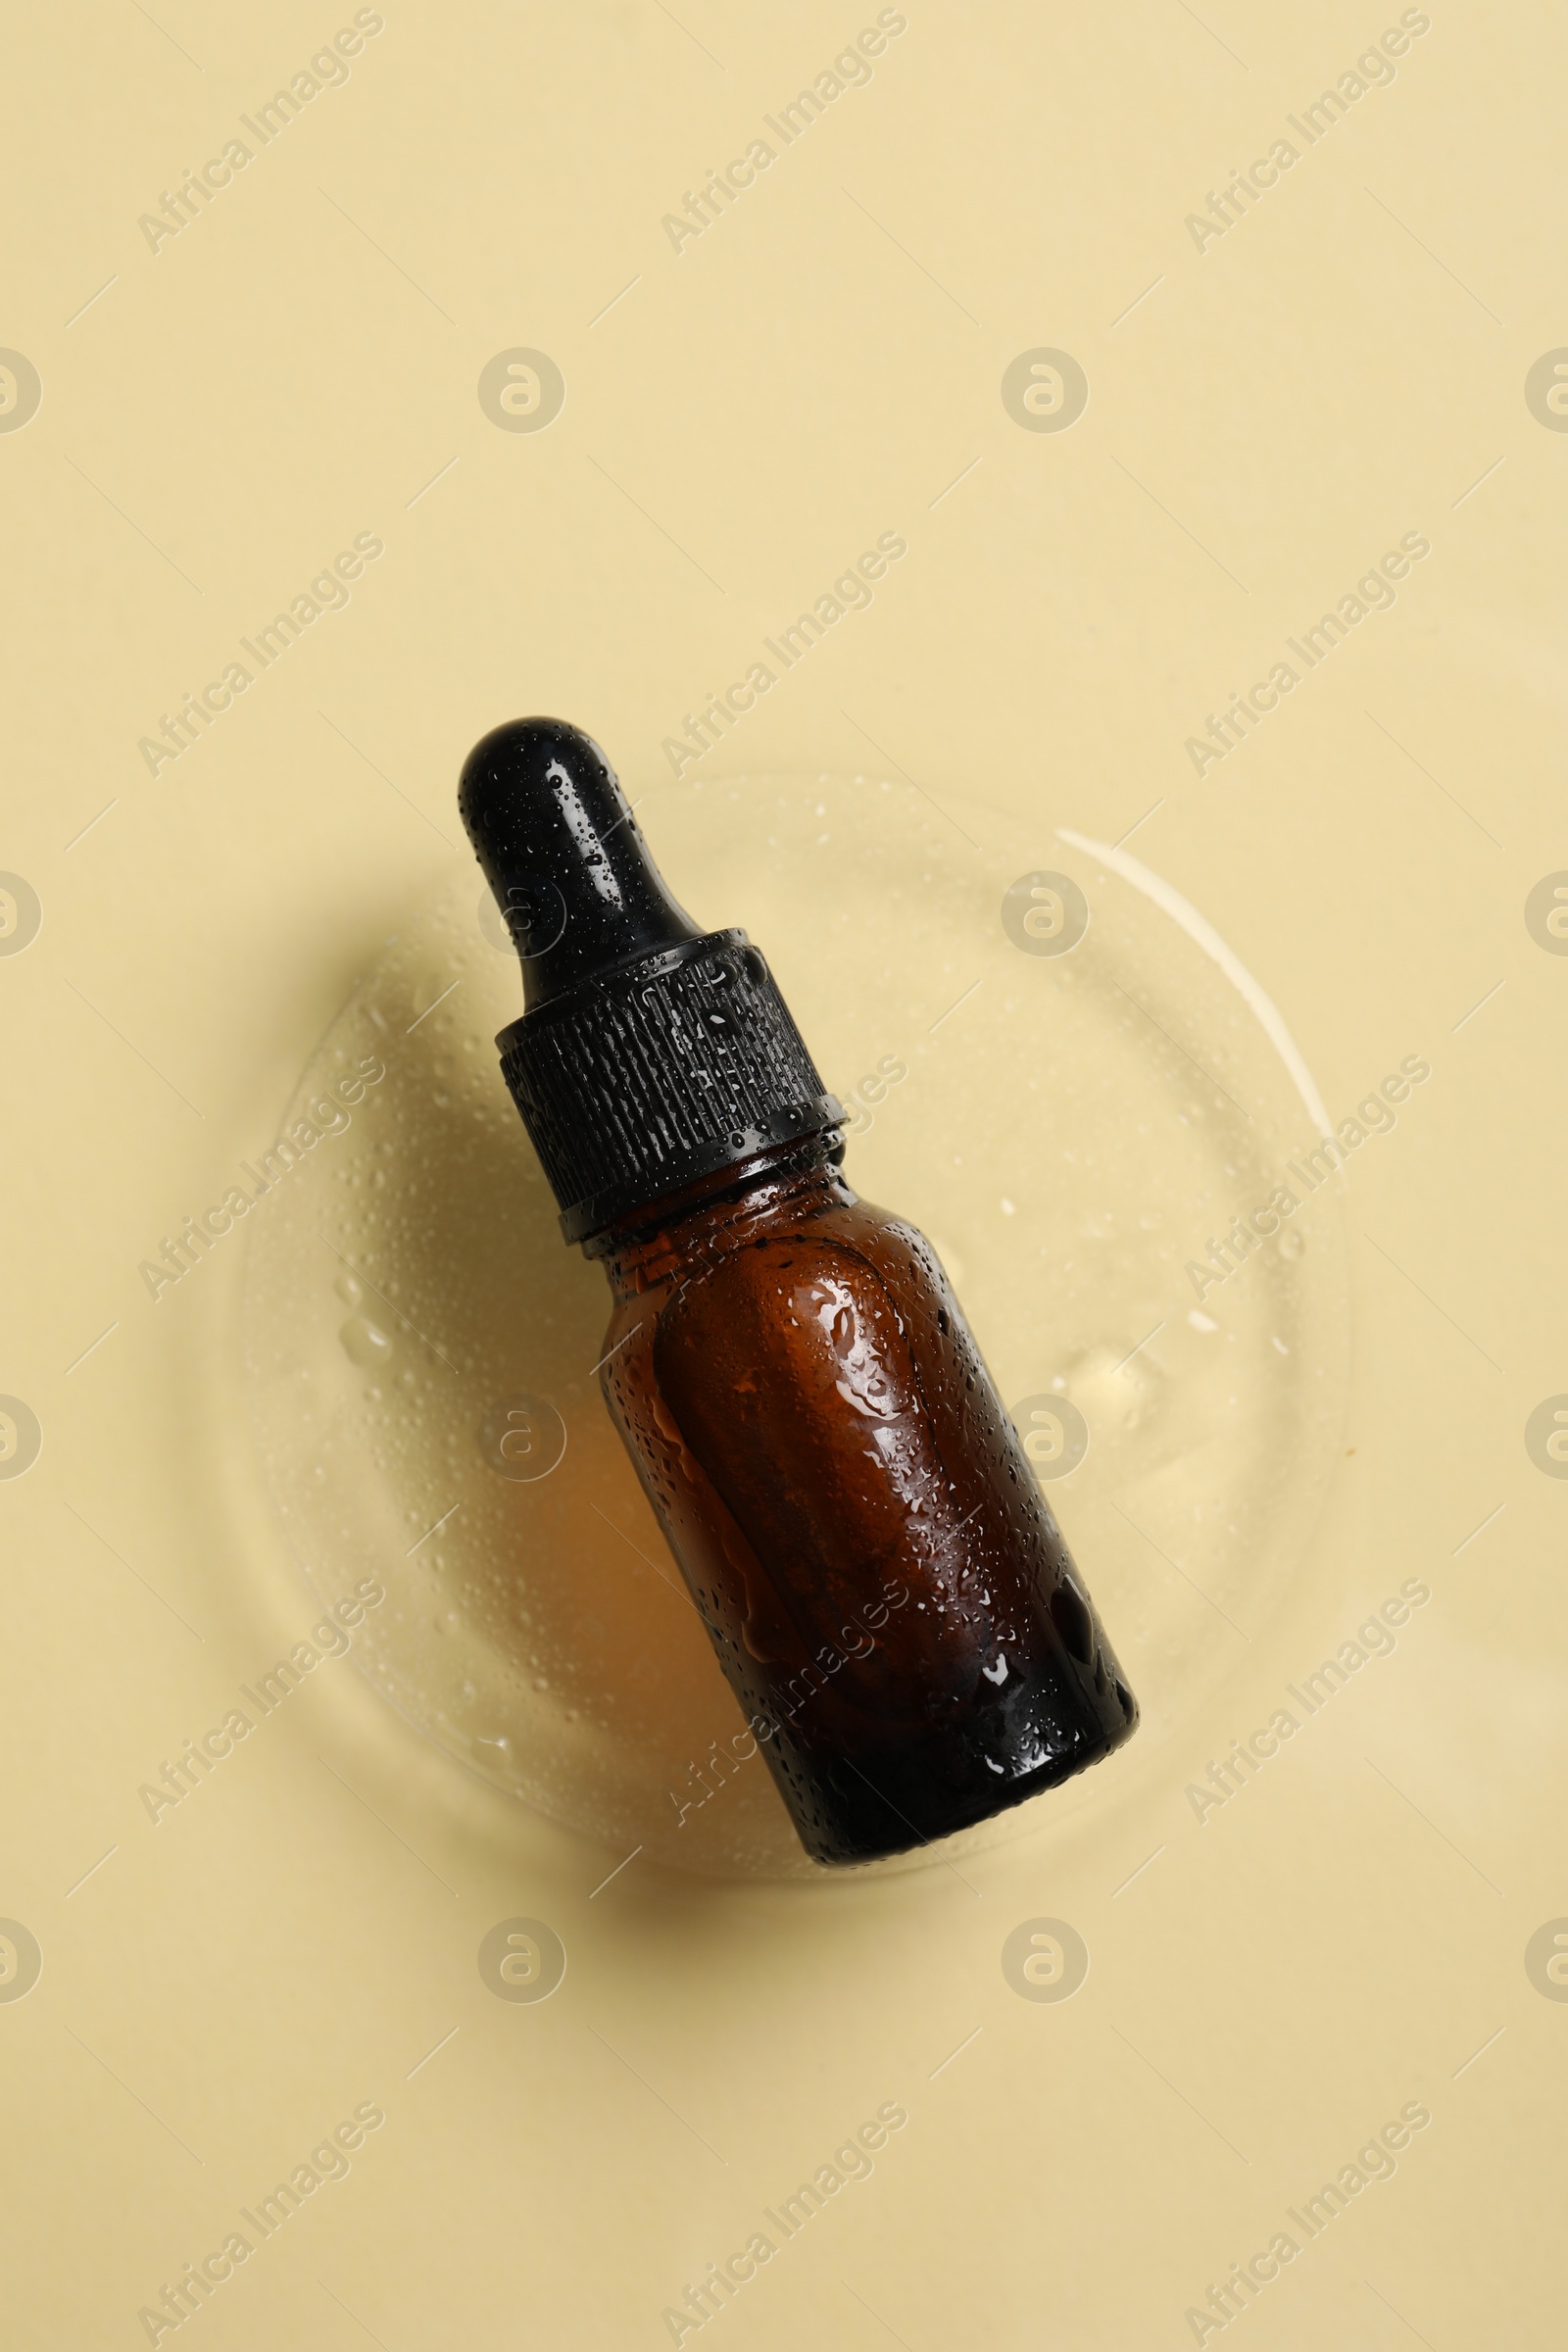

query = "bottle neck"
[[585, 1135, 848, 1280]]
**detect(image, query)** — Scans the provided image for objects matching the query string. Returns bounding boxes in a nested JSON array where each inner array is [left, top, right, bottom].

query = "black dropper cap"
[[460, 718, 842, 1244]]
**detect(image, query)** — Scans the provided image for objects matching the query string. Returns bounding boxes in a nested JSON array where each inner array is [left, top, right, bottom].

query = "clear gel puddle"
[[243, 775, 1350, 1879]]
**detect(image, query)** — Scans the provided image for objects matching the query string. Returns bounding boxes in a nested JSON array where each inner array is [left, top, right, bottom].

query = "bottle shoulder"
[[619, 1182, 940, 1301]]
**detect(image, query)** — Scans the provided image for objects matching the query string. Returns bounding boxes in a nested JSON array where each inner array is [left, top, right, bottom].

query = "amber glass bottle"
[[460, 718, 1136, 1864]]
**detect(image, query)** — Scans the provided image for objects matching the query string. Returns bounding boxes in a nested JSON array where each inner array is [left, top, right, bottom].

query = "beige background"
[[3, 2, 1565, 2344]]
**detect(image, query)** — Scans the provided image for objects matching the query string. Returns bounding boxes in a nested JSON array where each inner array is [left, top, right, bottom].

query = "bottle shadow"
[[332, 910, 822, 1882]]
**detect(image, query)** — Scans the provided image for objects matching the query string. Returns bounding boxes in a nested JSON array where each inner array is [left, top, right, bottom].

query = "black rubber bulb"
[[458, 716, 703, 1009]]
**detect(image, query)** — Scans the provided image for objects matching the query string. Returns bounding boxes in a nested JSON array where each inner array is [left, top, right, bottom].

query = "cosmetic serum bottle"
[[460, 718, 1137, 1863]]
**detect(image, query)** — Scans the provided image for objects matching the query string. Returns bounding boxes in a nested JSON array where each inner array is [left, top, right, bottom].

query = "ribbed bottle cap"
[[459, 718, 842, 1242]]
